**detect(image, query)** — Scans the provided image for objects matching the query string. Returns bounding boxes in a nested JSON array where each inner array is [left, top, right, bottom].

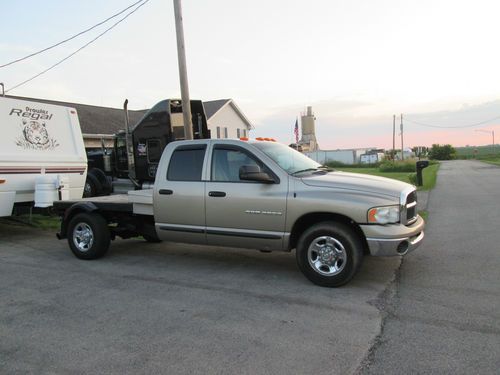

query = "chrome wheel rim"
[[308, 236, 347, 276], [73, 223, 94, 252]]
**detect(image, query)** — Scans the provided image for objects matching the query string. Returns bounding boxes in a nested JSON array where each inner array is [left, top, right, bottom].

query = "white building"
[[203, 99, 253, 139], [305, 148, 377, 165]]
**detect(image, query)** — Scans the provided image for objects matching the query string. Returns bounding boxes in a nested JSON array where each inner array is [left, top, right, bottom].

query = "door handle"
[[208, 191, 226, 197], [159, 189, 173, 195]]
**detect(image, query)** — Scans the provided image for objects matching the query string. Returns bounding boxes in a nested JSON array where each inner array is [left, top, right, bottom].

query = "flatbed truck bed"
[[54, 189, 157, 244]]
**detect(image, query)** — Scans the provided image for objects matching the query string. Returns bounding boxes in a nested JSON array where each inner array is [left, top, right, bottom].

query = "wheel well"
[[289, 212, 369, 254]]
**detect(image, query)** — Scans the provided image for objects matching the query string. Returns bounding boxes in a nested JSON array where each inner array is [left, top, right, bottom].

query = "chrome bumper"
[[366, 230, 424, 256], [361, 215, 425, 256]]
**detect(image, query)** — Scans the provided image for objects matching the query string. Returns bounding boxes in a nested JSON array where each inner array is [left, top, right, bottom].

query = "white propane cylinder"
[[34, 175, 58, 208], [58, 176, 70, 201]]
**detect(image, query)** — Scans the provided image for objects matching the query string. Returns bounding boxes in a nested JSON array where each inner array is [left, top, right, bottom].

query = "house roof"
[[203, 99, 231, 119], [4, 95, 253, 134], [204, 99, 254, 129], [5, 95, 147, 135]]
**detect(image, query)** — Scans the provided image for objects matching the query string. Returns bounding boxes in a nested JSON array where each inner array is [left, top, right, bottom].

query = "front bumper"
[[360, 215, 425, 256]]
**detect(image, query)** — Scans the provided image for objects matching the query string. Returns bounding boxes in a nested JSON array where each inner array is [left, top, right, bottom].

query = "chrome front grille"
[[401, 188, 418, 225]]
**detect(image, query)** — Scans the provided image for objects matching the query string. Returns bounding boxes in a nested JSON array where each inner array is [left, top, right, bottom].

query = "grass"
[[420, 163, 439, 190], [477, 156, 500, 166], [455, 145, 498, 157], [335, 162, 440, 191], [335, 168, 411, 183], [418, 210, 429, 221], [8, 214, 61, 230]]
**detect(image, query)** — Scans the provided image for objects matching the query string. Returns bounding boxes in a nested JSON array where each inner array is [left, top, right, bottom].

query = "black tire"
[[296, 221, 363, 287], [83, 174, 101, 198], [89, 168, 111, 195], [67, 213, 110, 260], [143, 234, 162, 243]]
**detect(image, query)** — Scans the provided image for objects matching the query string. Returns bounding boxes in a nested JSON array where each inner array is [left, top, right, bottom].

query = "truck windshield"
[[252, 142, 323, 175]]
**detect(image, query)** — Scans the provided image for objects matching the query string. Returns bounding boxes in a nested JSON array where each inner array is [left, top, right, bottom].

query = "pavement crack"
[[352, 257, 403, 375]]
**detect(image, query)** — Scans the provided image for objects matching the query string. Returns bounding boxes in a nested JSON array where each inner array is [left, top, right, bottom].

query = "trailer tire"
[[67, 213, 110, 260], [296, 221, 363, 287]]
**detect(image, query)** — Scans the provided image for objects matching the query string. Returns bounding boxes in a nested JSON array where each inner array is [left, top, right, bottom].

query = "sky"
[[1, 0, 500, 149]]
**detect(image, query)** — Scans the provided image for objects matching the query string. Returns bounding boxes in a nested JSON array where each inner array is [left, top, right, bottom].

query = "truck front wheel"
[[67, 213, 110, 260], [296, 222, 363, 287]]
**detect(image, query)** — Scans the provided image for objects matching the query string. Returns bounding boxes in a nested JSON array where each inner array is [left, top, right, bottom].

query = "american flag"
[[294, 118, 299, 143]]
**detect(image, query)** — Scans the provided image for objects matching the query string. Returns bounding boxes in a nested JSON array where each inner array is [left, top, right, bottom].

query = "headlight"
[[368, 205, 400, 224]]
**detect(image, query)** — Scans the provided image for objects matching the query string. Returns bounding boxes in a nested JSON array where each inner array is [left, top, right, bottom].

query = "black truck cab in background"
[[85, 99, 210, 196]]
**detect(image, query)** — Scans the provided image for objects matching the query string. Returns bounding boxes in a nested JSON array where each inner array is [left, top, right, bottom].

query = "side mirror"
[[239, 165, 275, 184]]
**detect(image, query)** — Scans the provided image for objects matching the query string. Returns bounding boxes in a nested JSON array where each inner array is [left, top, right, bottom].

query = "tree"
[[428, 144, 456, 160]]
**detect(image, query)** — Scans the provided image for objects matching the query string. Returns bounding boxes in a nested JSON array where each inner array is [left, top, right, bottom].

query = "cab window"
[[211, 148, 266, 182], [167, 147, 206, 181]]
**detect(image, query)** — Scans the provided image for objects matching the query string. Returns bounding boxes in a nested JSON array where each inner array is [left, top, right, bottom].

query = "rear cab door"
[[153, 141, 209, 244]]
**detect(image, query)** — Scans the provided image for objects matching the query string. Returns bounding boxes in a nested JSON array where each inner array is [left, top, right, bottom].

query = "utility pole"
[[400, 113, 404, 161], [173, 0, 193, 140], [392, 114, 396, 162], [475, 129, 495, 154]]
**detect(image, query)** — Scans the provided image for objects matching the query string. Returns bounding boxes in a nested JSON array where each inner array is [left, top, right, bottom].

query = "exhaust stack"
[[123, 99, 137, 181]]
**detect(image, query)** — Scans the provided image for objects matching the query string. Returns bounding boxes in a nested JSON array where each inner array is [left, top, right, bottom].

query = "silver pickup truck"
[[54, 139, 425, 287]]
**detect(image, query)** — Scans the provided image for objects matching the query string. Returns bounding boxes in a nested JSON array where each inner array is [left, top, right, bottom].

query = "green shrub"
[[379, 160, 416, 172], [429, 144, 456, 160], [408, 172, 417, 185], [326, 161, 379, 168]]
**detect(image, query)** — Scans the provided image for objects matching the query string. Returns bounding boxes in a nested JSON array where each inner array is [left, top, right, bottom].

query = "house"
[[4, 95, 253, 147], [305, 147, 379, 165], [203, 99, 253, 139]]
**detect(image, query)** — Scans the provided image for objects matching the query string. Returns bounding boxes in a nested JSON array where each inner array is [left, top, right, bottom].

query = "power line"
[[0, 0, 146, 69], [405, 115, 500, 129], [5, 0, 150, 94]]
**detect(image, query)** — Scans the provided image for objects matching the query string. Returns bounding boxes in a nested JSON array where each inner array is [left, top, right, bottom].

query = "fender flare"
[[57, 202, 99, 239]]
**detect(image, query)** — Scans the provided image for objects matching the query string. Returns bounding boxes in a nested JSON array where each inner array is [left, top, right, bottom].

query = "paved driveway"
[[1, 218, 399, 374], [361, 160, 500, 374]]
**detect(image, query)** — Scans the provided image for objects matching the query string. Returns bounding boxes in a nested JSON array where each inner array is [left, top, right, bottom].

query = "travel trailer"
[[0, 96, 87, 217]]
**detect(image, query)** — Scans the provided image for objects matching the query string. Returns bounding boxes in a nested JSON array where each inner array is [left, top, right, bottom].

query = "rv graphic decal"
[[10, 107, 59, 150], [16, 119, 59, 150]]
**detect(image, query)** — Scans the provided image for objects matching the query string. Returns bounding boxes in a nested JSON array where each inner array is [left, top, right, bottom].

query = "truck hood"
[[301, 171, 412, 199]]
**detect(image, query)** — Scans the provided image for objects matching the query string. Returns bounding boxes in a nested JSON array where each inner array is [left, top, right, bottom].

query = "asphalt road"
[[360, 160, 500, 374], [0, 217, 400, 374], [1, 160, 498, 374]]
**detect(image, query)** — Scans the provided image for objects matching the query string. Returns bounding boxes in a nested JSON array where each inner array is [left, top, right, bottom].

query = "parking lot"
[[0, 220, 400, 374]]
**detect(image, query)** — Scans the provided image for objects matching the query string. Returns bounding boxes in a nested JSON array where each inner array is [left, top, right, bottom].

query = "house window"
[[224, 127, 228, 138], [242, 129, 247, 138], [216, 126, 221, 138], [237, 129, 241, 138]]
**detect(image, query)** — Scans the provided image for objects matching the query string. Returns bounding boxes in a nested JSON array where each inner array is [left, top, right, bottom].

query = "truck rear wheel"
[[296, 221, 363, 287], [67, 213, 110, 260]]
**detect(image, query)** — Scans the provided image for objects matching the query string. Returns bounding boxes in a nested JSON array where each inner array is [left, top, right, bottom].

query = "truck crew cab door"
[[153, 143, 208, 244], [205, 144, 288, 251]]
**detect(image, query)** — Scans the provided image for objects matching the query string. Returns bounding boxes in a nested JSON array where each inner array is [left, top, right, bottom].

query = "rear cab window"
[[167, 145, 206, 181]]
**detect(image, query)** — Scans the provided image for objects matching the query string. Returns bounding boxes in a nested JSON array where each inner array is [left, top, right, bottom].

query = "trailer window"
[[167, 148, 206, 181], [147, 139, 161, 163]]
